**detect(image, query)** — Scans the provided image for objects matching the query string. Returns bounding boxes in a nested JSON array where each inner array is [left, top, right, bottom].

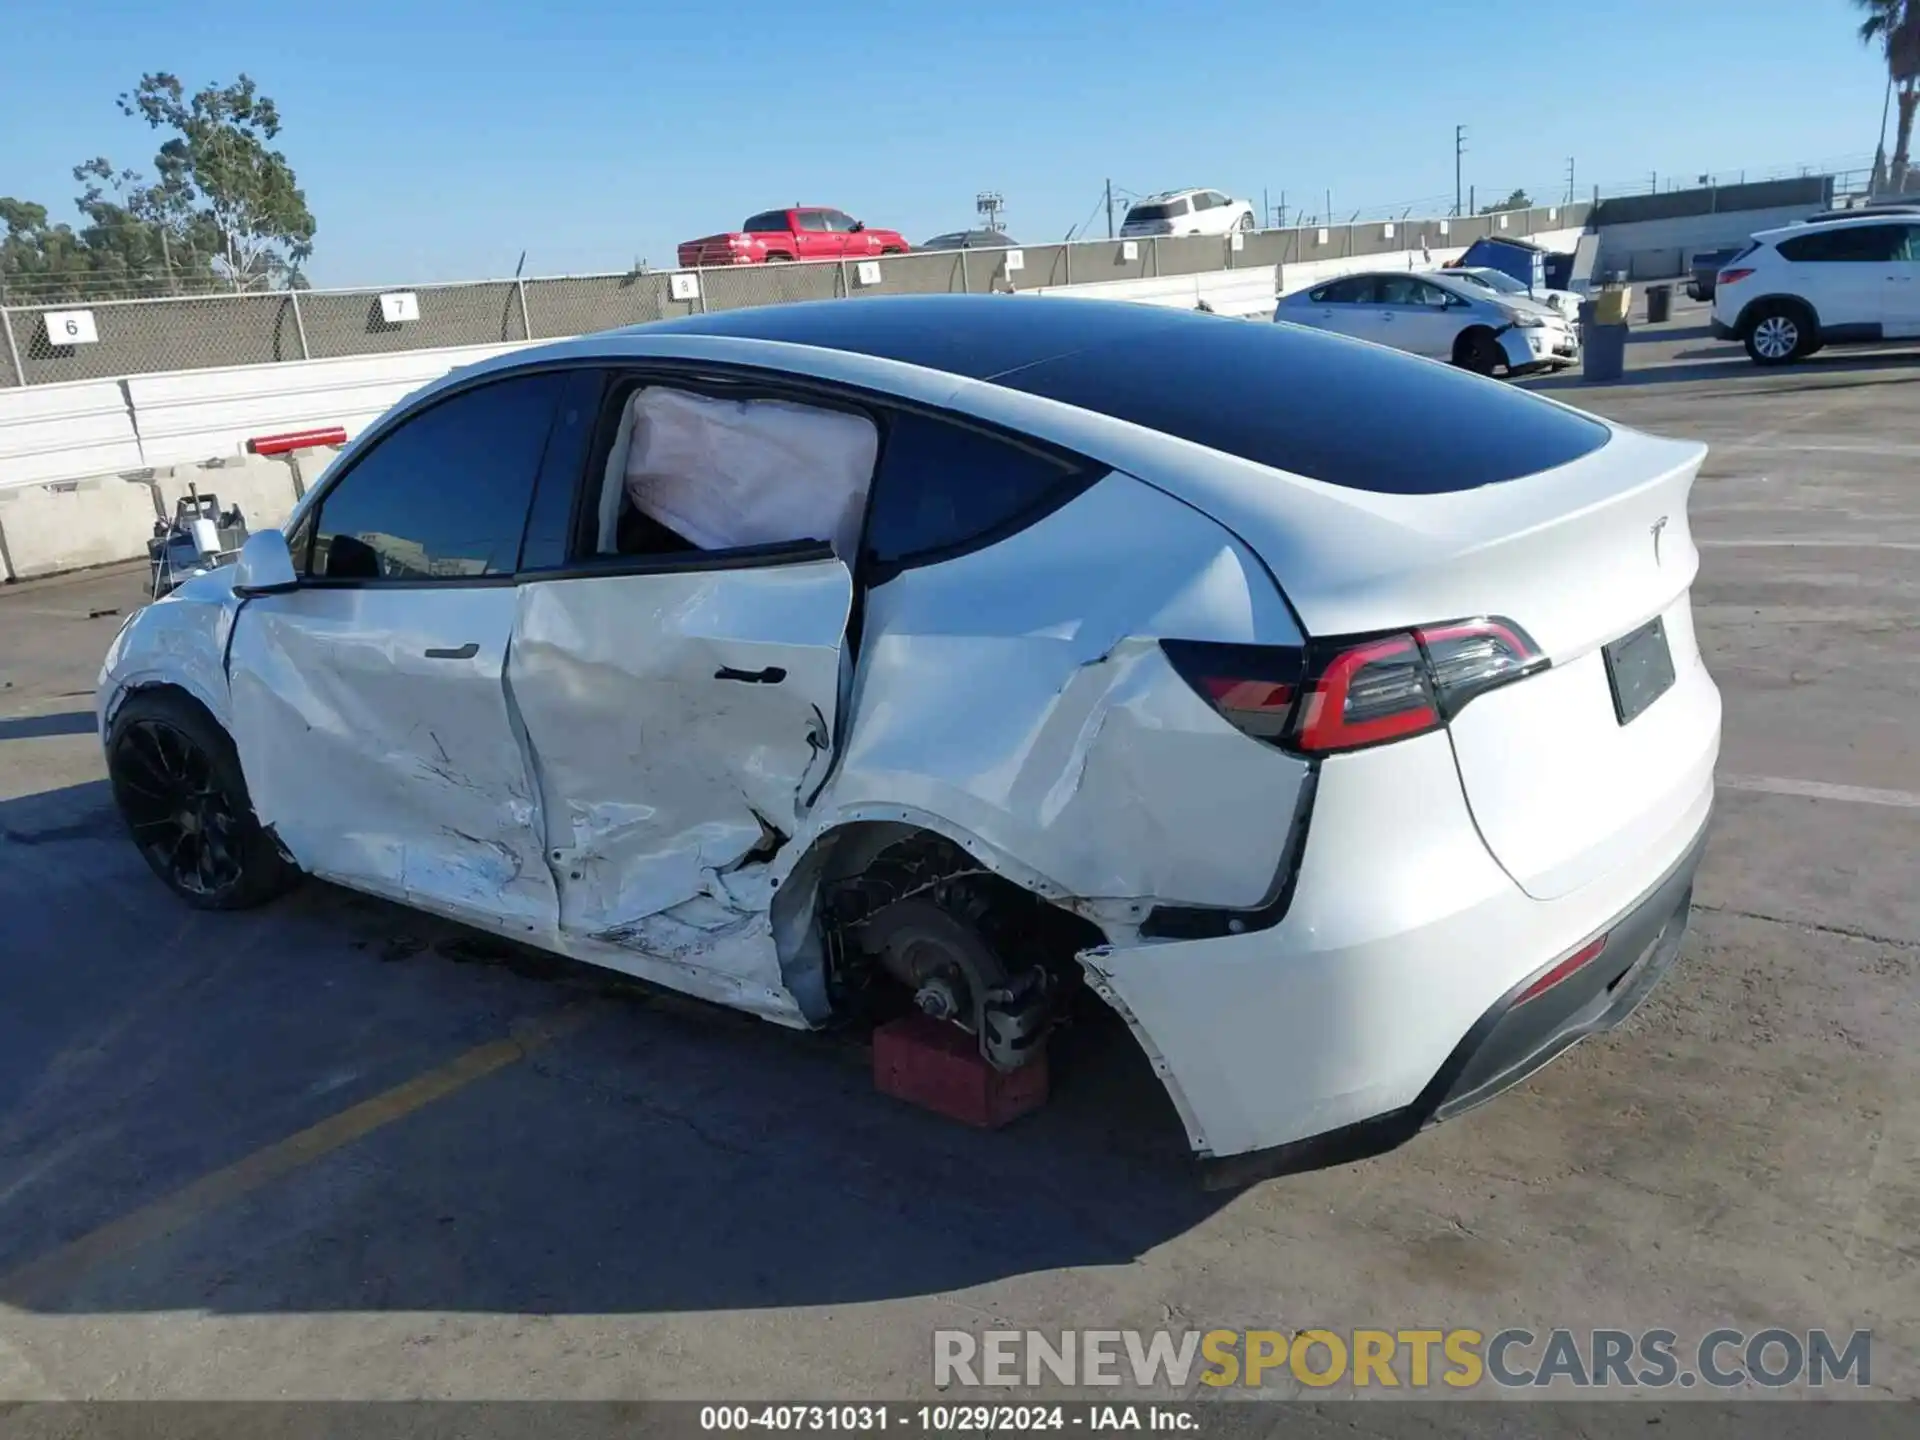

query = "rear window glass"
[[743, 212, 788, 232], [992, 313, 1610, 494], [1127, 199, 1188, 221]]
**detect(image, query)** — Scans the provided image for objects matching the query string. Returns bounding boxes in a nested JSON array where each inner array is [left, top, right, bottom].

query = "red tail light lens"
[[1162, 618, 1544, 756], [1293, 635, 1436, 751], [1717, 267, 1754, 286]]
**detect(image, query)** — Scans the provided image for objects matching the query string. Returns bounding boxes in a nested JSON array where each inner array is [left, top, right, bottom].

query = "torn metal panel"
[[508, 556, 851, 963], [225, 585, 558, 938], [817, 472, 1308, 910]]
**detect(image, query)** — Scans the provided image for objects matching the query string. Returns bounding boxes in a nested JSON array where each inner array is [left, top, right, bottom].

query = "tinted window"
[[1377, 275, 1427, 305], [821, 210, 859, 233], [866, 411, 1093, 567], [743, 211, 789, 233], [308, 373, 561, 581], [1190, 192, 1216, 212], [795, 210, 831, 232], [992, 310, 1610, 495], [1777, 224, 1904, 263], [1311, 276, 1376, 304], [1127, 199, 1188, 222]]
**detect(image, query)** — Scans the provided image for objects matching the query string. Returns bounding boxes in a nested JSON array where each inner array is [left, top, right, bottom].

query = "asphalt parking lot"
[[0, 297, 1914, 1405]]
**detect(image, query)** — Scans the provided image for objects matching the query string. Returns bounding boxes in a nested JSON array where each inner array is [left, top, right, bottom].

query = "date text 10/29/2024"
[[700, 1407, 1194, 1433]]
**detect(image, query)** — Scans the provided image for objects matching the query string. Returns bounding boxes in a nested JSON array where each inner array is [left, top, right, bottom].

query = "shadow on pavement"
[[0, 710, 97, 741], [0, 780, 1226, 1320], [1527, 349, 1920, 393]]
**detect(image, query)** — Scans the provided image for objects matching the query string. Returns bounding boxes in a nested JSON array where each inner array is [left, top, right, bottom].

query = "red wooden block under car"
[[872, 1012, 1049, 1129]]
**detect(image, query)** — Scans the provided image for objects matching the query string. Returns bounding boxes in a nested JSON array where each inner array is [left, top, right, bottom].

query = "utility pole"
[[1105, 178, 1114, 239], [1565, 157, 1576, 205], [1277, 190, 1288, 228], [1649, 170, 1658, 194], [1454, 125, 1467, 216]]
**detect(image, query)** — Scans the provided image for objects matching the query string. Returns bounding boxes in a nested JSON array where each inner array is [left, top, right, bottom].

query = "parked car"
[[919, 230, 1018, 250], [1443, 264, 1583, 324], [98, 295, 1717, 1184], [677, 208, 909, 268], [1276, 270, 1579, 375], [1687, 248, 1741, 302], [1119, 189, 1257, 239], [1710, 213, 1920, 365]]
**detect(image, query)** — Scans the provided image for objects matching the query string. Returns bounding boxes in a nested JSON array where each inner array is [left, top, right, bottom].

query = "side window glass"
[[1189, 192, 1214, 212], [1414, 281, 1452, 308], [796, 211, 830, 232], [307, 373, 562, 581], [866, 411, 1094, 568], [1903, 226, 1920, 262], [744, 212, 785, 233]]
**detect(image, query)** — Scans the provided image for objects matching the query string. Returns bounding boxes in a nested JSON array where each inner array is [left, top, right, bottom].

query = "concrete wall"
[[1593, 205, 1826, 280], [0, 473, 167, 580], [0, 451, 310, 582], [0, 202, 1595, 390]]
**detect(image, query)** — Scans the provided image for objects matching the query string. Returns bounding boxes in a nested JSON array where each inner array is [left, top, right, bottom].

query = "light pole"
[[976, 191, 1005, 236]]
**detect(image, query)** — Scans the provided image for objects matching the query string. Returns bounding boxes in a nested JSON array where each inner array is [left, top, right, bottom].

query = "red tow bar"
[[245, 426, 347, 456]]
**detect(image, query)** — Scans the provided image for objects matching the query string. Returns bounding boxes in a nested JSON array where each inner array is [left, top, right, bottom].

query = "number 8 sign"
[[43, 310, 100, 346]]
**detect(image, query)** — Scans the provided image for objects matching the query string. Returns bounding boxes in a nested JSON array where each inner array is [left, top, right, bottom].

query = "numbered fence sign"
[[378, 292, 420, 324], [855, 260, 882, 286], [44, 310, 99, 346], [1003, 250, 1024, 272], [668, 273, 701, 301]]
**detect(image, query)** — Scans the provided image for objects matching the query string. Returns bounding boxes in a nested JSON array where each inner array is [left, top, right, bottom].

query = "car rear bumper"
[[1197, 803, 1711, 1189], [1080, 718, 1717, 1188]]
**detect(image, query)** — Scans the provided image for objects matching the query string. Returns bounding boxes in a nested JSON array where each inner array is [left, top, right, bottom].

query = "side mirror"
[[232, 529, 299, 597], [851, 220, 866, 233]]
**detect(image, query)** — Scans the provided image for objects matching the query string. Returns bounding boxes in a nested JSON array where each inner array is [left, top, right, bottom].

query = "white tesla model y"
[[97, 295, 1720, 1184]]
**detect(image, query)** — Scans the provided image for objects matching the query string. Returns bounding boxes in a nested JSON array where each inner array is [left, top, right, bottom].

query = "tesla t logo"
[[1651, 516, 1669, 565]]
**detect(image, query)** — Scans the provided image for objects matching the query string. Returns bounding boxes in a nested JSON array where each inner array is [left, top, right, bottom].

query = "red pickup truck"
[[677, 207, 911, 268]]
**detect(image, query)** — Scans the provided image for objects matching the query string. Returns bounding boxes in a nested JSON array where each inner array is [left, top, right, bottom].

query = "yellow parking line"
[[1, 1004, 596, 1308]]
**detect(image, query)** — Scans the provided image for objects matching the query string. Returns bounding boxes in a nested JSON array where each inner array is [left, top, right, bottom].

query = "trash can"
[[1583, 322, 1628, 382], [1647, 283, 1673, 324]]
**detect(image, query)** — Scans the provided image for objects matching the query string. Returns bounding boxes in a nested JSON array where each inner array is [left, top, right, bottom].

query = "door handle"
[[714, 665, 787, 685], [424, 642, 480, 660]]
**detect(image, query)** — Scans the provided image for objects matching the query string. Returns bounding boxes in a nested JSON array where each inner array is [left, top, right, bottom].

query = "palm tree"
[[1856, 0, 1920, 191]]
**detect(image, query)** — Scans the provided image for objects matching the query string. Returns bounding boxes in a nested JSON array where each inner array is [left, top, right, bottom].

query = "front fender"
[[96, 580, 241, 741]]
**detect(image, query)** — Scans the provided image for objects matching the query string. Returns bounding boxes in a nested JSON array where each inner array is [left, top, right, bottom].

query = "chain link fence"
[[0, 201, 1595, 388]]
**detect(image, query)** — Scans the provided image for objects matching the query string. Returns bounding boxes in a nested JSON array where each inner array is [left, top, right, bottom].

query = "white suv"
[[1119, 189, 1257, 239], [1711, 214, 1920, 365]]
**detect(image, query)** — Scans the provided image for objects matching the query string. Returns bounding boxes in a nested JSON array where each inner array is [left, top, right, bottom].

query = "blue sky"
[[1, 0, 1891, 287]]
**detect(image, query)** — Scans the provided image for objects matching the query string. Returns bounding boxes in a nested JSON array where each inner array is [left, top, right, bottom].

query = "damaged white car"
[[97, 295, 1720, 1185]]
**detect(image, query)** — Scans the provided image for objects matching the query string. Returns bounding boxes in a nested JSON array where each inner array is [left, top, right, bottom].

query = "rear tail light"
[[1717, 267, 1754, 286], [1162, 617, 1545, 756]]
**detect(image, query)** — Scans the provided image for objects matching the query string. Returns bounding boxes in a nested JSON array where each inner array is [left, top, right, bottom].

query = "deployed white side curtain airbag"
[[622, 387, 877, 559]]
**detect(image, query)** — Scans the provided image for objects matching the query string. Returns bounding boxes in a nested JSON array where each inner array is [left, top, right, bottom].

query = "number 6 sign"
[[43, 310, 100, 346]]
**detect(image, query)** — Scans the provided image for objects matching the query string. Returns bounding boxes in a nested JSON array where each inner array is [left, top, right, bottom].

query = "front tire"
[[1454, 327, 1505, 376], [1743, 302, 1815, 366], [106, 690, 299, 910]]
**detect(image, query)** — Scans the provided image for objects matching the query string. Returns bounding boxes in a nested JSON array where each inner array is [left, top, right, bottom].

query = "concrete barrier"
[[154, 454, 302, 532], [0, 473, 161, 580]]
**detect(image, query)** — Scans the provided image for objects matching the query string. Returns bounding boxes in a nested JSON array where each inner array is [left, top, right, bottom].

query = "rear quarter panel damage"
[[814, 471, 1310, 913]]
